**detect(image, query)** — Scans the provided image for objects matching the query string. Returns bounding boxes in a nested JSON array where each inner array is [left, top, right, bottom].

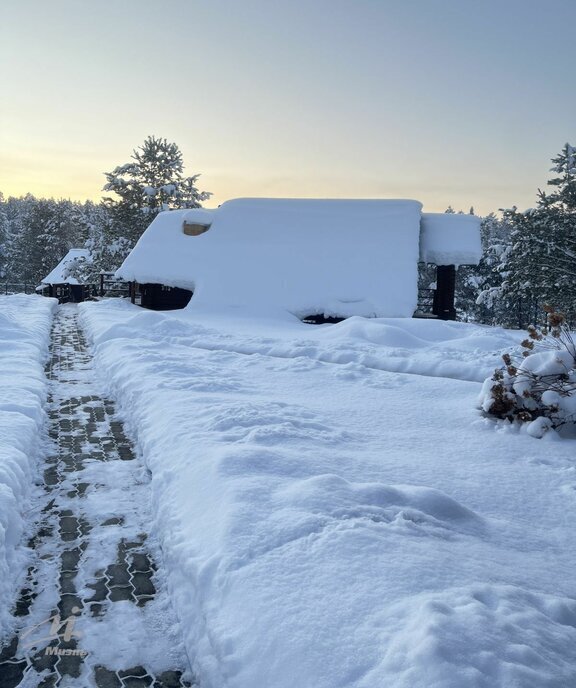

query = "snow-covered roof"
[[117, 199, 424, 318], [117, 198, 482, 318], [419, 213, 482, 266], [40, 248, 90, 285]]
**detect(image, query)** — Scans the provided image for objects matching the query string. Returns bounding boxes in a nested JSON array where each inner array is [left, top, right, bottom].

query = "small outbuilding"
[[38, 248, 94, 303], [116, 198, 482, 320]]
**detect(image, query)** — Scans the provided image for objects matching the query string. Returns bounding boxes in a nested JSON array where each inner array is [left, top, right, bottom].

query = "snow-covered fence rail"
[[39, 283, 98, 304], [1, 283, 37, 295]]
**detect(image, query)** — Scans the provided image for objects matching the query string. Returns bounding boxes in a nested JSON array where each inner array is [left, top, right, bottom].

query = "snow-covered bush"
[[478, 307, 576, 437]]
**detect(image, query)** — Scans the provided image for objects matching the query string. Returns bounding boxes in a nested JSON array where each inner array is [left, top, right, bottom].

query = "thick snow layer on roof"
[[41, 248, 90, 285], [117, 199, 424, 318], [419, 213, 482, 266]]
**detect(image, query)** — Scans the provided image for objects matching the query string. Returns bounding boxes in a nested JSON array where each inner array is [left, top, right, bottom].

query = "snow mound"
[[513, 350, 574, 397], [276, 475, 483, 538], [369, 585, 576, 687], [91, 310, 168, 346], [84, 300, 520, 384], [80, 299, 576, 688], [0, 295, 56, 641], [206, 401, 357, 447]]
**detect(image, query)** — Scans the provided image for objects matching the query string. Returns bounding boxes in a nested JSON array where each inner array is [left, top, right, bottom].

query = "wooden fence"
[[1, 283, 37, 295]]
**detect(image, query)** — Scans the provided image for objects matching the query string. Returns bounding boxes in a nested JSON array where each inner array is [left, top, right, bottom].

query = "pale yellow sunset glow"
[[1, 0, 575, 214]]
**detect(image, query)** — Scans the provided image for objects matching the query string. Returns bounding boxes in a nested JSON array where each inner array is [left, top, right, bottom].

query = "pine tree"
[[538, 142, 576, 211], [66, 201, 129, 283], [494, 207, 575, 327], [5, 194, 37, 285], [461, 213, 512, 324], [478, 143, 576, 328], [534, 142, 576, 322], [100, 136, 211, 272], [8, 197, 81, 286]]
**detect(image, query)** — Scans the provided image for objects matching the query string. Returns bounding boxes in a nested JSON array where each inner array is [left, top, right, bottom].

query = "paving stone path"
[[0, 306, 196, 688]]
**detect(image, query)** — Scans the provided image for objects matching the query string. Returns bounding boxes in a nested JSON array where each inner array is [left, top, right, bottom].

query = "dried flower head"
[[527, 325, 543, 341], [548, 312, 565, 327]]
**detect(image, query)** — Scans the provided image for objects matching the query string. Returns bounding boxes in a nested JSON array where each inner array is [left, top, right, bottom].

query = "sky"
[[1, 0, 575, 216]]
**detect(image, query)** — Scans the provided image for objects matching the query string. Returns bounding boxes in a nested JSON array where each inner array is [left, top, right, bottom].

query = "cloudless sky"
[[1, 0, 575, 215]]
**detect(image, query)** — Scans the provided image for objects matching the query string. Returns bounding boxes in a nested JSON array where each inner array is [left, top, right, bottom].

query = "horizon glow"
[[1, 0, 575, 216]]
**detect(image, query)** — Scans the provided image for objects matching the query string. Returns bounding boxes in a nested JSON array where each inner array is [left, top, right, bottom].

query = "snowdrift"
[[80, 300, 576, 688], [0, 295, 56, 641]]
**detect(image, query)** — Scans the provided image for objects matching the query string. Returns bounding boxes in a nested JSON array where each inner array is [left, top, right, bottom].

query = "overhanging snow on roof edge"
[[419, 213, 482, 266]]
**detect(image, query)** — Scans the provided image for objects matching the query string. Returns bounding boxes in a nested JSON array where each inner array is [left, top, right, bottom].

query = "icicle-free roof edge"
[[419, 213, 482, 266]]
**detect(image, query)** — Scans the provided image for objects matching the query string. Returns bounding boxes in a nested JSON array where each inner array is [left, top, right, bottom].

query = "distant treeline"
[[0, 136, 210, 289], [1, 139, 574, 328]]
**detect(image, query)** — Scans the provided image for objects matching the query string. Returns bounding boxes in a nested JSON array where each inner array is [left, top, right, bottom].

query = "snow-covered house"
[[38, 248, 93, 303], [116, 198, 482, 320]]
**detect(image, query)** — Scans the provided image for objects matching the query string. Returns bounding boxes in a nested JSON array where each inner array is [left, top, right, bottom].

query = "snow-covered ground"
[[79, 300, 576, 688], [0, 294, 56, 640]]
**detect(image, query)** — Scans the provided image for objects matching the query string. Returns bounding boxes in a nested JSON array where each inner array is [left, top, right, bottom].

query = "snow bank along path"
[[0, 305, 195, 687], [80, 300, 576, 688], [0, 295, 56, 640]]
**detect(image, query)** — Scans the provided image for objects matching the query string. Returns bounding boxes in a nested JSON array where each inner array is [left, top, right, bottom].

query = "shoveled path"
[[0, 306, 196, 687]]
